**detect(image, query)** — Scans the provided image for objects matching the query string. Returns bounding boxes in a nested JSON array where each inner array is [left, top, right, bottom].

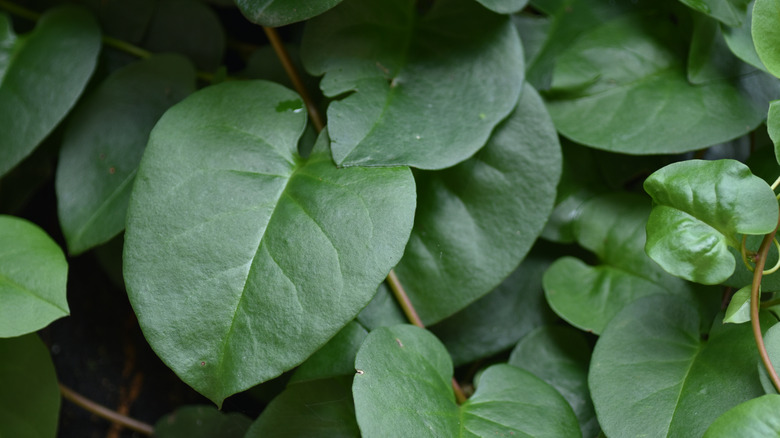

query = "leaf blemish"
[[109, 167, 116, 174], [200, 361, 206, 366], [395, 338, 403, 347], [356, 369, 364, 375]]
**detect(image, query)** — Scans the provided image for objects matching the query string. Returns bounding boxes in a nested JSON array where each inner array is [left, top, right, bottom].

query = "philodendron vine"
[[3, 0, 780, 436]]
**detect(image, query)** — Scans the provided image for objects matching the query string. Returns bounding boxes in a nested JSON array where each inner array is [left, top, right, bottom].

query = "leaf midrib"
[[0, 272, 68, 314]]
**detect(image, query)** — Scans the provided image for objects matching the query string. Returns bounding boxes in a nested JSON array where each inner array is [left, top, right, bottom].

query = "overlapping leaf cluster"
[[3, 0, 780, 435]]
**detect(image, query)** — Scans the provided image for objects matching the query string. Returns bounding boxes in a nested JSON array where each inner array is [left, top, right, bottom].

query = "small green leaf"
[[753, 0, 780, 77], [644, 159, 778, 284], [688, 14, 742, 84], [394, 84, 561, 324], [590, 295, 769, 437], [353, 325, 581, 437], [56, 55, 196, 255], [289, 321, 368, 384], [0, 334, 60, 438], [246, 376, 360, 437], [703, 395, 780, 436], [124, 81, 416, 406], [236, 0, 344, 27], [770, 100, 780, 165], [722, 0, 768, 71], [679, 0, 751, 26], [155, 405, 251, 438], [0, 6, 101, 177], [0, 215, 68, 337], [724, 286, 753, 323], [476, 0, 529, 14], [509, 326, 599, 438], [301, 0, 523, 169]]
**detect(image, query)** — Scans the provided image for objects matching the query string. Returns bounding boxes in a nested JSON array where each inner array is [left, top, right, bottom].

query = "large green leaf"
[[393, 84, 561, 324], [644, 159, 778, 284], [704, 395, 780, 437], [509, 326, 598, 438], [235, 0, 344, 27], [56, 55, 196, 255], [0, 334, 60, 438], [353, 325, 581, 437], [753, 0, 780, 77], [155, 405, 251, 438], [543, 193, 694, 334], [544, 11, 775, 154], [123, 81, 416, 406], [590, 295, 769, 437], [0, 215, 68, 337], [429, 248, 557, 366], [301, 0, 524, 169], [246, 376, 360, 437], [679, 0, 751, 26], [0, 6, 101, 177]]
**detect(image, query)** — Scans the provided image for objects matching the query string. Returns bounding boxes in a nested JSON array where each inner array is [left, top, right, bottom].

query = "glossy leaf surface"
[[301, 0, 524, 169], [56, 55, 196, 255], [236, 0, 343, 27], [394, 84, 561, 324], [155, 405, 251, 438], [0, 215, 68, 337], [644, 159, 778, 284], [509, 326, 598, 438], [543, 193, 693, 334], [353, 325, 581, 437], [0, 6, 100, 177], [544, 11, 772, 154], [123, 81, 416, 406], [590, 295, 768, 437], [753, 0, 780, 77], [724, 286, 752, 323], [704, 395, 780, 436], [247, 376, 359, 437], [679, 0, 750, 26], [0, 335, 60, 438]]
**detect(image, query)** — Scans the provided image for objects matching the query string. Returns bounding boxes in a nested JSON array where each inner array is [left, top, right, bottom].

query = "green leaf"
[[590, 295, 769, 438], [759, 321, 780, 394], [155, 405, 251, 438], [123, 81, 416, 406], [476, 0, 529, 14], [704, 395, 780, 437], [724, 286, 752, 323], [544, 11, 775, 154], [353, 325, 581, 437], [679, 0, 751, 26], [246, 376, 360, 438], [770, 100, 780, 165], [0, 334, 60, 438], [688, 14, 742, 84], [301, 0, 524, 169], [236, 0, 344, 27], [289, 321, 368, 384], [722, 0, 768, 71], [543, 193, 694, 334], [356, 283, 407, 331], [0, 215, 68, 337], [56, 55, 196, 255], [429, 249, 557, 366], [0, 6, 101, 177], [753, 0, 780, 77], [644, 159, 778, 284], [394, 84, 561, 324], [509, 326, 599, 438]]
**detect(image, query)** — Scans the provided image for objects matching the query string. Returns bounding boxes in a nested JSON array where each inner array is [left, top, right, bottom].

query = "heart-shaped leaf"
[[0, 334, 60, 438], [301, 0, 523, 169], [393, 84, 561, 324], [544, 10, 777, 154], [0, 215, 68, 337], [704, 395, 780, 437], [123, 80, 416, 406], [353, 325, 581, 437], [0, 5, 101, 177], [752, 0, 780, 77], [235, 0, 344, 27], [56, 55, 196, 255], [590, 294, 769, 437], [543, 193, 695, 334], [155, 405, 251, 438], [644, 159, 778, 284], [509, 325, 598, 438], [724, 286, 752, 323], [679, 0, 751, 26]]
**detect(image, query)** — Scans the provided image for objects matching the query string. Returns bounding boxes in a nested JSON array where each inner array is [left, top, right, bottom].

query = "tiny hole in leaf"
[[200, 361, 206, 366]]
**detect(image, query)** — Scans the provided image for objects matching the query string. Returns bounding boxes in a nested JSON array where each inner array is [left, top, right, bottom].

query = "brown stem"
[[59, 384, 154, 436], [751, 216, 780, 393], [263, 27, 325, 133]]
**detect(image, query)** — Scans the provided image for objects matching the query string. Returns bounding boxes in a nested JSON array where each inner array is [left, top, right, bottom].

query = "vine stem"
[[751, 216, 780, 393], [59, 384, 154, 435]]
